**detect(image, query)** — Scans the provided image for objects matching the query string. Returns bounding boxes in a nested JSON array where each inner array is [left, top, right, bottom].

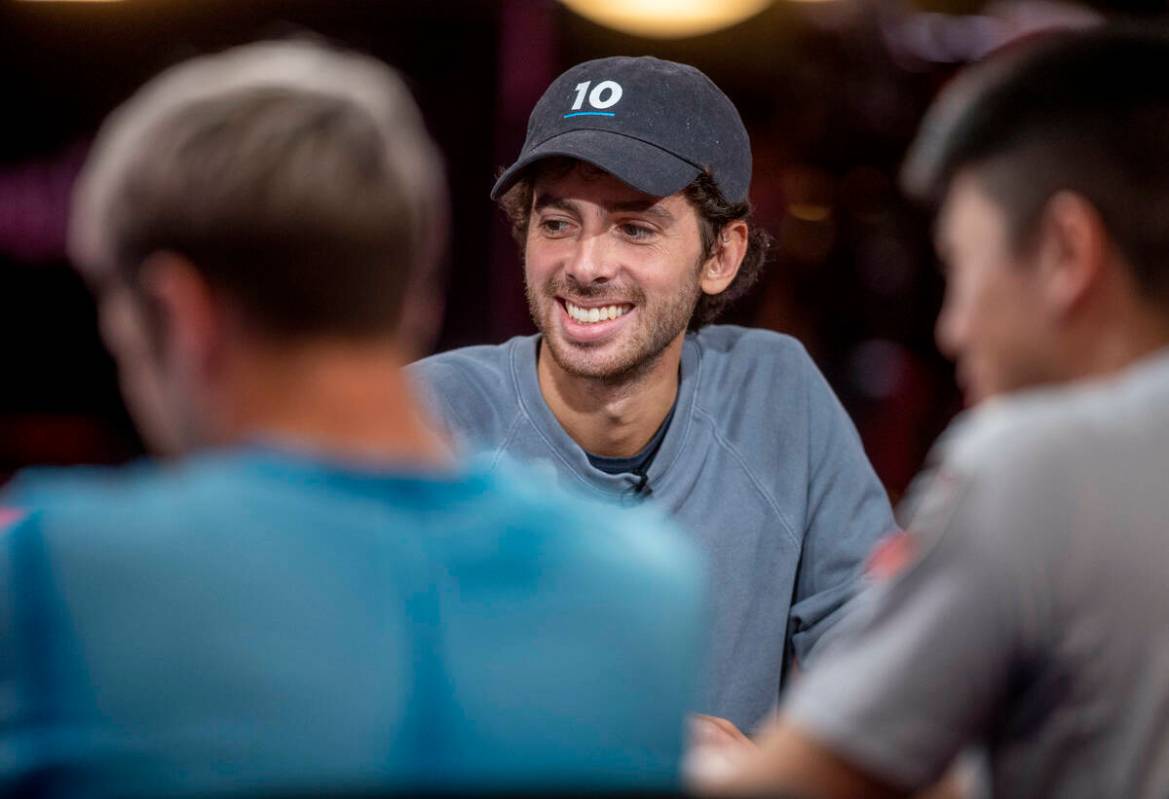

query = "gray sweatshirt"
[[409, 325, 895, 730]]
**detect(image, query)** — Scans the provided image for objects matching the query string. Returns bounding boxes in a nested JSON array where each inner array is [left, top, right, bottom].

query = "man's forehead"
[[934, 192, 957, 258], [934, 171, 986, 251]]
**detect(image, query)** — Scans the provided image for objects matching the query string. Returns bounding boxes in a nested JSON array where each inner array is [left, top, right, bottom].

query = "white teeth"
[[566, 301, 631, 324]]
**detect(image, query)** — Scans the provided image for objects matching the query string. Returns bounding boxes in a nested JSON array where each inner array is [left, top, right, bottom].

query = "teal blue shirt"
[[0, 447, 705, 796]]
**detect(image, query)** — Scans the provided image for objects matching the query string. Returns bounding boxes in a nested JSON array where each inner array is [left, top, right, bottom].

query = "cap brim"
[[490, 129, 702, 200]]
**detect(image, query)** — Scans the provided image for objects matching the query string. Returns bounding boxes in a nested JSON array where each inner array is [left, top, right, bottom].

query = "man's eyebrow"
[[609, 199, 675, 223], [532, 193, 575, 214], [531, 192, 676, 224]]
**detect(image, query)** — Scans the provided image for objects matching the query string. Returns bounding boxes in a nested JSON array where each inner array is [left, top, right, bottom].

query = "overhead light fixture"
[[559, 0, 774, 39]]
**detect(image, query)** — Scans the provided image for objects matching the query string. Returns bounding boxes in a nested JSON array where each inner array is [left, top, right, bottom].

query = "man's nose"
[[564, 232, 617, 285]]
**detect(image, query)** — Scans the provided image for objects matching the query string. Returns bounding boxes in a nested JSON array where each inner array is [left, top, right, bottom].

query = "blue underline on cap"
[[562, 112, 616, 118]]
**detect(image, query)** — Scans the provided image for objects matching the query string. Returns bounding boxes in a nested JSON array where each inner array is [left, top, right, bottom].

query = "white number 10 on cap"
[[571, 80, 624, 111]]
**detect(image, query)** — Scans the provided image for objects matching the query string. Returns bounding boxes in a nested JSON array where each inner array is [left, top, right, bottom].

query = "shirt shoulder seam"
[[692, 404, 801, 548]]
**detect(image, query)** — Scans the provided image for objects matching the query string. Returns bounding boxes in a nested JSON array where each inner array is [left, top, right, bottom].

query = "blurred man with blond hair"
[[0, 40, 705, 795]]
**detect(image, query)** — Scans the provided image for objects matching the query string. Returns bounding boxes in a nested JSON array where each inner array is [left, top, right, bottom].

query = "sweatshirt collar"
[[509, 333, 701, 501]]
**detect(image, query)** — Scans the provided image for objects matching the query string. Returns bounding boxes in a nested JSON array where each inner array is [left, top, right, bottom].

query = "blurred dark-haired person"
[[704, 27, 1169, 799], [410, 56, 895, 736], [0, 41, 707, 796]]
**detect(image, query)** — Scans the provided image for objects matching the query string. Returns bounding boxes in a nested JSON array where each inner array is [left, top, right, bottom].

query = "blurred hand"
[[684, 714, 758, 788], [690, 714, 754, 749]]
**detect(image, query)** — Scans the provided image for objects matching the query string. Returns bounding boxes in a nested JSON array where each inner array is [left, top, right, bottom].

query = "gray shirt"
[[785, 348, 1169, 797], [410, 326, 895, 730]]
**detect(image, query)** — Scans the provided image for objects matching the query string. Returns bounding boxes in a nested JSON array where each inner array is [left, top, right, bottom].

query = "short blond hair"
[[70, 39, 447, 336]]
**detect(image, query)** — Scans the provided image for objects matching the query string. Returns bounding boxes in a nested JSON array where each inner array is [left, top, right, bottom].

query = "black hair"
[[902, 27, 1169, 301]]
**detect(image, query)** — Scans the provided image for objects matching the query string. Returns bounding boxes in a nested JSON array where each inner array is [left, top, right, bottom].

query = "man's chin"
[[543, 334, 636, 381], [962, 380, 1008, 409], [550, 351, 630, 381]]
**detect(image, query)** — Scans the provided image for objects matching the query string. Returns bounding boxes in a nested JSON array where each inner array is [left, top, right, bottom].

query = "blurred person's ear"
[[1034, 191, 1110, 319], [95, 263, 198, 456], [395, 275, 446, 362], [138, 252, 224, 383], [700, 219, 749, 297]]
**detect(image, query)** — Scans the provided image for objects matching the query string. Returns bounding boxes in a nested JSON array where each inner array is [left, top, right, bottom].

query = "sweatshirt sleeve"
[[782, 463, 1028, 790], [786, 356, 897, 665]]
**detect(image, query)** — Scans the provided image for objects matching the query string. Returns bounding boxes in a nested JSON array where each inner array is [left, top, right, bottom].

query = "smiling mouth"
[[562, 299, 634, 325]]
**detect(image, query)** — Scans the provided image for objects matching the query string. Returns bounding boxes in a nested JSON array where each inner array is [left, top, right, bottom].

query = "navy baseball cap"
[[491, 56, 752, 204]]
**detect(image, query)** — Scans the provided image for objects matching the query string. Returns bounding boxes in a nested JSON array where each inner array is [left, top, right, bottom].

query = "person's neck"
[[1064, 305, 1169, 383], [536, 334, 684, 458], [211, 337, 454, 471]]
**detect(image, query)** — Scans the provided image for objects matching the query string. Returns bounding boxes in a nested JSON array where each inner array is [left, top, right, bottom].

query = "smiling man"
[[411, 56, 895, 731]]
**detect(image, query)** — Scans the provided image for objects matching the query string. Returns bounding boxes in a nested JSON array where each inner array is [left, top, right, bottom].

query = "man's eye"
[[539, 218, 571, 235], [619, 223, 654, 241]]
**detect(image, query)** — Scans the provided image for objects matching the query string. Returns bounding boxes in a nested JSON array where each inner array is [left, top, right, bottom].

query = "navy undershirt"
[[586, 401, 677, 477]]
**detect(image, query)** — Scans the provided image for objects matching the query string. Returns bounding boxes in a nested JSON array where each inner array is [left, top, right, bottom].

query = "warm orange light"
[[559, 0, 773, 39], [787, 203, 832, 223]]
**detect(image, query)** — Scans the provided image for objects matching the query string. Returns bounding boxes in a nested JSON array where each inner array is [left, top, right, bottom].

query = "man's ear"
[[393, 271, 446, 363], [137, 252, 222, 378], [1035, 191, 1109, 318], [700, 219, 749, 296]]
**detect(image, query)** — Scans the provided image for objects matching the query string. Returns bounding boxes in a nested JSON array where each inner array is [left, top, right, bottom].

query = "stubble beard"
[[525, 272, 702, 384]]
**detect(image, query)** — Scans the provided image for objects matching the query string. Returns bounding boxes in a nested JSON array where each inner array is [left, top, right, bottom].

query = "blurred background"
[[0, 0, 1155, 499]]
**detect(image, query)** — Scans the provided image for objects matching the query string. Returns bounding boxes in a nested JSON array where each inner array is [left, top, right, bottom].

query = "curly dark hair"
[[497, 159, 772, 329]]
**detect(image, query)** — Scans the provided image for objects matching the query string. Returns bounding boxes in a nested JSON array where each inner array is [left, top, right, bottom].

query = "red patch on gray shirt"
[[865, 530, 917, 581]]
